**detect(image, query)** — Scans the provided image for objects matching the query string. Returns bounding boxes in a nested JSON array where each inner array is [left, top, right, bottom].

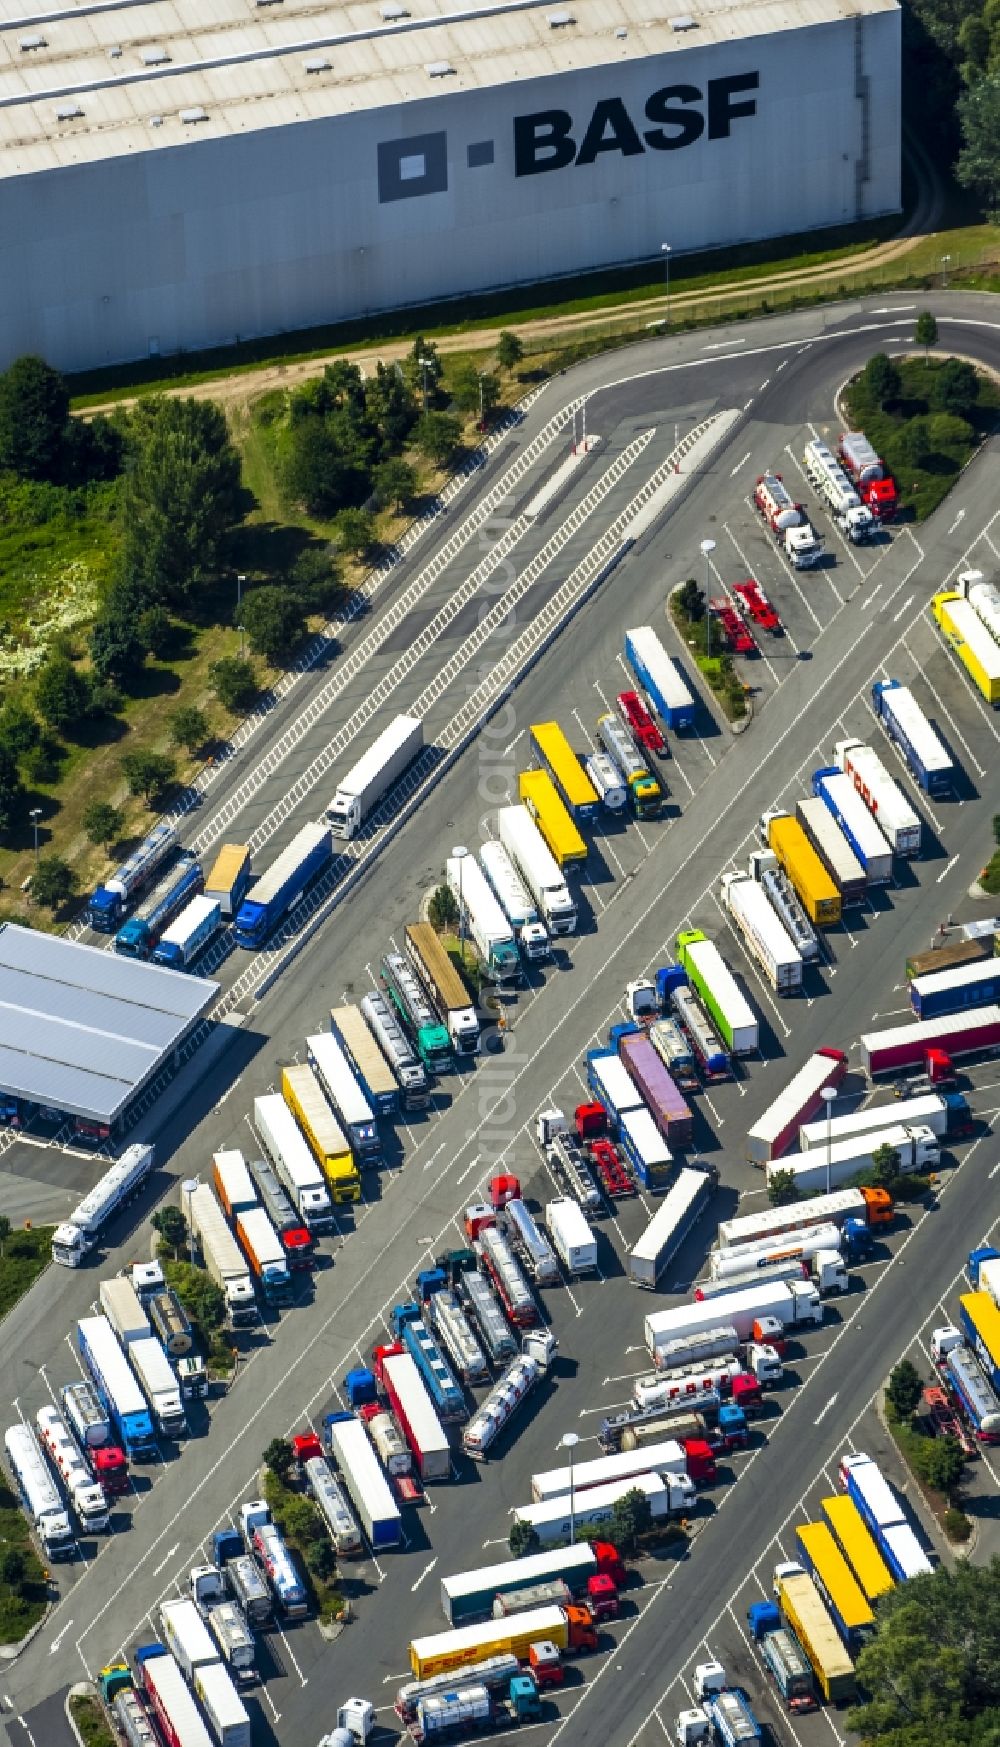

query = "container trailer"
[[77, 1316, 157, 1458], [514, 1471, 694, 1548], [720, 872, 803, 994], [545, 1199, 598, 1276], [187, 1184, 257, 1325], [870, 681, 953, 796], [648, 1016, 699, 1090], [617, 1030, 694, 1148], [359, 988, 431, 1108], [211, 1150, 257, 1223], [764, 815, 842, 926], [129, 1338, 188, 1438], [478, 840, 551, 963], [766, 1124, 939, 1194], [159, 1598, 218, 1681], [380, 1351, 452, 1481], [496, 804, 577, 935], [440, 1542, 619, 1626], [745, 1048, 848, 1166], [395, 1657, 522, 1724], [795, 797, 867, 905], [253, 1092, 335, 1230], [860, 1007, 1000, 1075], [476, 1223, 537, 1326], [932, 591, 1000, 706], [529, 722, 600, 822], [204, 844, 252, 919], [812, 768, 893, 883], [52, 1142, 157, 1267], [675, 931, 759, 1053], [584, 751, 628, 814], [820, 1495, 894, 1603], [645, 1280, 822, 1354], [233, 820, 332, 948], [958, 1291, 1000, 1396], [115, 852, 203, 958], [152, 894, 222, 970], [624, 625, 696, 730], [585, 1049, 644, 1132], [834, 740, 922, 857], [718, 1186, 892, 1251], [910, 956, 1000, 1020], [88, 822, 179, 931], [326, 712, 424, 837], [427, 1289, 490, 1387], [445, 854, 521, 986], [628, 1167, 717, 1290]]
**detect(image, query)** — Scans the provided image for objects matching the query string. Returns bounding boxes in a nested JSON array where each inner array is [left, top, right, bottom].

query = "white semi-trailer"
[[327, 714, 424, 839], [496, 806, 576, 936], [188, 1184, 257, 1327], [52, 1143, 156, 1267]]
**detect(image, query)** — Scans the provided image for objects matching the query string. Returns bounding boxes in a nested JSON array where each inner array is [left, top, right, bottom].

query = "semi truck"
[[514, 1470, 694, 1547], [253, 1092, 335, 1231], [4, 1424, 75, 1560], [475, 1221, 538, 1327], [645, 1280, 822, 1355], [766, 1124, 939, 1194], [204, 844, 252, 919], [302, 1035, 379, 1167], [327, 712, 424, 838], [720, 871, 803, 994], [392, 1304, 467, 1422], [100, 1277, 152, 1348], [329, 1003, 400, 1117], [128, 1337, 188, 1438], [409, 1602, 597, 1681], [529, 722, 600, 821], [910, 955, 1000, 1020], [235, 1207, 292, 1306], [35, 1405, 110, 1534], [404, 922, 481, 1057], [754, 473, 823, 568], [77, 1315, 157, 1458], [501, 1199, 560, 1287], [245, 1154, 314, 1272], [496, 804, 577, 934], [618, 1106, 673, 1193], [379, 1349, 452, 1481], [458, 1268, 519, 1364], [763, 814, 842, 926], [461, 1331, 557, 1460], [793, 1525, 875, 1650], [88, 821, 178, 931], [52, 1142, 156, 1267], [618, 1029, 693, 1148], [187, 1184, 258, 1325], [820, 1495, 894, 1604], [870, 680, 953, 796], [718, 1186, 892, 1252], [955, 567, 1000, 642], [746, 1603, 817, 1711], [676, 930, 759, 1054], [710, 1222, 846, 1280], [799, 1091, 969, 1149], [835, 739, 922, 858], [301, 1452, 363, 1558], [795, 796, 867, 905], [772, 1568, 855, 1703], [114, 852, 203, 958], [323, 1413, 403, 1548], [812, 768, 893, 883], [746, 1047, 848, 1165], [446, 853, 521, 986], [440, 1542, 622, 1627], [748, 849, 819, 962], [545, 1198, 598, 1276], [426, 1289, 490, 1386], [860, 1006, 1000, 1075], [282, 1061, 362, 1201], [932, 590, 1000, 706], [669, 983, 731, 1080], [837, 431, 898, 519], [586, 1049, 643, 1132], [530, 1438, 703, 1502], [359, 988, 431, 1108], [958, 1289, 1000, 1395], [628, 1167, 717, 1290], [945, 1342, 1000, 1442], [802, 438, 876, 542], [624, 625, 696, 730], [60, 1381, 129, 1498], [233, 820, 332, 948], [135, 1647, 214, 1747], [478, 840, 551, 963], [151, 894, 222, 970], [382, 951, 453, 1073], [595, 713, 663, 817], [240, 1500, 308, 1618]]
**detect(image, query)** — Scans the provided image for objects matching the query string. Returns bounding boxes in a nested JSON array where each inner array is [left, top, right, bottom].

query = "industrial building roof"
[[0, 0, 899, 176], [0, 924, 216, 1125]]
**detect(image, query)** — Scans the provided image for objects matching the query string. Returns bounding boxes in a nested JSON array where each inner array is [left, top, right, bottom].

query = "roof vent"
[[254, 0, 284, 8], [303, 54, 331, 71], [670, 13, 696, 27], [149, 114, 164, 126], [547, 10, 574, 23], [179, 105, 209, 123], [19, 33, 46, 50], [614, 24, 627, 35], [425, 59, 453, 76], [141, 47, 170, 64], [381, 2, 408, 14], [55, 101, 83, 120], [108, 44, 122, 57]]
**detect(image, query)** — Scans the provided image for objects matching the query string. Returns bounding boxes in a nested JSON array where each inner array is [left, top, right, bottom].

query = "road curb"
[[0, 1600, 54, 1663], [65, 1683, 98, 1747]]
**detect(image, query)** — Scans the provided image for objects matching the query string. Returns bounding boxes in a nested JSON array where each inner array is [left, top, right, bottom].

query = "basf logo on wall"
[[377, 73, 759, 203]]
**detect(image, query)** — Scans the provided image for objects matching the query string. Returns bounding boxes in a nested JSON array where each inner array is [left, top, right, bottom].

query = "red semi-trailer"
[[861, 1007, 1000, 1077], [745, 1046, 848, 1166]]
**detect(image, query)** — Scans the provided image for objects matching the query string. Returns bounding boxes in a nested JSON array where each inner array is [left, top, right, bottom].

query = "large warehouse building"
[[0, 925, 217, 1138], [0, 0, 900, 372]]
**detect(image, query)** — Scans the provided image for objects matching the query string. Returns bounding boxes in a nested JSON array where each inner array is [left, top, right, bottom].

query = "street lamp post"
[[419, 356, 433, 416], [700, 539, 717, 657], [237, 623, 246, 659], [821, 1086, 837, 1195], [29, 808, 42, 864], [237, 573, 246, 618], [561, 1431, 580, 1543], [941, 254, 951, 289], [452, 845, 468, 961], [661, 242, 671, 327], [181, 1177, 199, 1267]]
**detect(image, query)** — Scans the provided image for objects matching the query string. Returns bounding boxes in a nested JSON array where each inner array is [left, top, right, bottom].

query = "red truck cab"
[[591, 1540, 627, 1588], [90, 1442, 129, 1498], [292, 1431, 322, 1463], [527, 1642, 564, 1689], [585, 1574, 620, 1620], [490, 1174, 520, 1211], [464, 1203, 495, 1240], [574, 1102, 606, 1141], [682, 1437, 718, 1485], [731, 1373, 763, 1416], [617, 690, 667, 759], [370, 1340, 404, 1385], [281, 1226, 315, 1271]]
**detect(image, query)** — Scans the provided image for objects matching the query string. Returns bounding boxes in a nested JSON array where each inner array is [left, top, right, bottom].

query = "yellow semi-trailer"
[[281, 1064, 360, 1204], [820, 1495, 894, 1605], [932, 592, 1000, 706], [766, 815, 842, 926], [529, 723, 600, 823], [518, 770, 587, 869], [410, 1604, 597, 1680], [775, 1568, 855, 1704]]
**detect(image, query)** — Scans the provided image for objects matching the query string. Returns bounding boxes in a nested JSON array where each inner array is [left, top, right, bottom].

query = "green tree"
[[767, 1169, 799, 1207], [678, 577, 706, 623], [283, 416, 359, 519], [870, 1141, 902, 1189], [21, 737, 62, 786], [0, 356, 69, 481], [90, 601, 146, 688], [959, 13, 990, 78], [508, 1518, 540, 1559], [372, 458, 418, 513], [0, 1216, 11, 1256], [892, 417, 932, 474], [931, 359, 979, 419], [0, 701, 40, 763], [478, 373, 501, 422], [121, 749, 175, 805], [335, 508, 376, 558], [610, 1486, 655, 1554], [405, 338, 444, 403], [914, 1433, 966, 1496], [862, 353, 902, 407], [958, 74, 1000, 211], [915, 311, 939, 356], [35, 655, 91, 734], [30, 856, 78, 911], [137, 605, 173, 657], [428, 884, 460, 931], [928, 413, 974, 452], [449, 363, 486, 414], [117, 397, 242, 608], [849, 1560, 1000, 1741], [83, 801, 125, 849], [169, 705, 209, 753], [211, 657, 258, 713], [240, 586, 306, 664], [0, 747, 25, 836], [152, 1206, 188, 1257], [0, 1550, 26, 1589], [306, 1535, 336, 1582], [263, 1438, 295, 1482], [886, 1358, 924, 1422], [290, 547, 341, 613], [167, 1259, 226, 1333], [415, 413, 462, 466], [496, 331, 524, 373], [364, 361, 417, 452]]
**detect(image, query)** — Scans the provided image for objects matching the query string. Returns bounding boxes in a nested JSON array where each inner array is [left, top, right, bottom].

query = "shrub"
[[121, 749, 175, 805], [943, 1506, 972, 1542], [211, 657, 259, 714], [30, 856, 77, 910]]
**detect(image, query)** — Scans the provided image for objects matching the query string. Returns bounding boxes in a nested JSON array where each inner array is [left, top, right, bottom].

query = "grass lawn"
[[0, 1476, 49, 1642], [0, 1227, 52, 1320], [842, 355, 1000, 521], [978, 850, 1000, 895], [68, 1694, 116, 1747], [263, 1471, 344, 1623], [668, 597, 748, 723]]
